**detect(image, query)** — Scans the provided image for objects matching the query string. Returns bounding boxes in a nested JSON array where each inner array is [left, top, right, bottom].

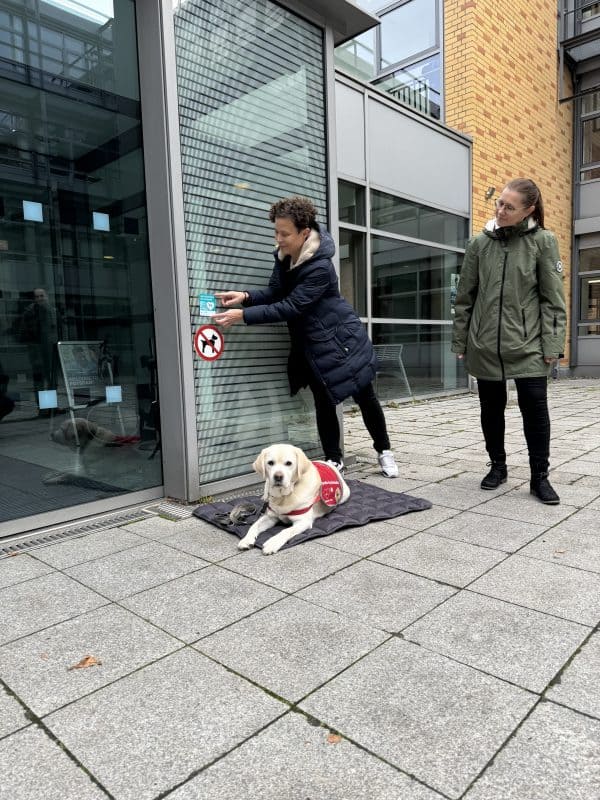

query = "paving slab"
[[45, 648, 285, 800], [370, 532, 507, 587], [223, 540, 359, 593], [167, 712, 445, 800], [0, 685, 29, 738], [546, 631, 600, 719], [463, 701, 600, 800], [315, 519, 418, 556], [425, 510, 546, 552], [473, 492, 579, 525], [195, 596, 387, 702], [300, 637, 536, 799], [65, 541, 208, 600], [519, 527, 600, 573], [0, 604, 181, 716], [32, 527, 145, 569], [469, 554, 600, 626], [403, 591, 590, 693], [121, 565, 284, 643], [297, 559, 455, 632], [155, 522, 242, 561], [0, 553, 53, 589], [0, 726, 107, 799], [549, 506, 600, 533], [403, 482, 492, 511], [122, 514, 185, 539], [0, 572, 107, 646]]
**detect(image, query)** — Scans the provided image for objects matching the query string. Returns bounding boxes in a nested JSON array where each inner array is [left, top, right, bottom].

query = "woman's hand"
[[213, 309, 244, 328], [215, 291, 245, 307], [544, 357, 556, 364]]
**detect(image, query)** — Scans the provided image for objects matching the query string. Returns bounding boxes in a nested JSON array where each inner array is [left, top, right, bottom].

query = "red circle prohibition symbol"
[[194, 325, 224, 361]]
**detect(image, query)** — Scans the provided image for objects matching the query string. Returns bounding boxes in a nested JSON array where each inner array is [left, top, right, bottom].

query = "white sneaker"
[[378, 450, 398, 478], [326, 459, 345, 474]]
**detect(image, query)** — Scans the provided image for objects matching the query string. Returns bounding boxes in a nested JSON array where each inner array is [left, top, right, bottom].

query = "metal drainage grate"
[[151, 501, 196, 520], [0, 507, 153, 558]]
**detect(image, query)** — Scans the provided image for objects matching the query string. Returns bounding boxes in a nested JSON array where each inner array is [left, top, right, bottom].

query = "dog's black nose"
[[273, 472, 284, 483]]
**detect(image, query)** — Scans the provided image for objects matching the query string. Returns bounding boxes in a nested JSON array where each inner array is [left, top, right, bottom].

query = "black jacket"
[[243, 225, 378, 404]]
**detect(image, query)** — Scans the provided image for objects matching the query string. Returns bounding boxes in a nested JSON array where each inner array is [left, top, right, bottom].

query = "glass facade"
[[334, 0, 442, 120], [0, 1, 161, 528], [339, 183, 469, 398], [173, 0, 326, 484]]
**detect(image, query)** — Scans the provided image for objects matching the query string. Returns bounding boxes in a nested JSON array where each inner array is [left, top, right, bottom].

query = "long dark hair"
[[505, 178, 545, 228]]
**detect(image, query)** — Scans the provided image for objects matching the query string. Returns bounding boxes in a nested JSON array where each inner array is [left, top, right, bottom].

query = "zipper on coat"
[[497, 246, 508, 380], [521, 308, 528, 339], [553, 314, 557, 335]]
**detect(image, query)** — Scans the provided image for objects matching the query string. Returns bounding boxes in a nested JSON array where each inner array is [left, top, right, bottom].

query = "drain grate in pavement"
[[151, 501, 196, 520]]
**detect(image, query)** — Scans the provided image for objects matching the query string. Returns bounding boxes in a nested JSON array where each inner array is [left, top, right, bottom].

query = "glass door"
[[0, 0, 162, 532]]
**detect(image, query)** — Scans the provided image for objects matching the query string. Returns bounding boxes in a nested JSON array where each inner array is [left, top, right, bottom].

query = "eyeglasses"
[[495, 199, 526, 213]]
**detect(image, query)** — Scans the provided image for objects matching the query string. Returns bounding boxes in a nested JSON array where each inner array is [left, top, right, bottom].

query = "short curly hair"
[[268, 196, 318, 230]]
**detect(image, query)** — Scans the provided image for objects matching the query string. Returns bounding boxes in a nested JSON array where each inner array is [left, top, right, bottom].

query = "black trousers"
[[306, 372, 390, 463], [477, 377, 551, 473]]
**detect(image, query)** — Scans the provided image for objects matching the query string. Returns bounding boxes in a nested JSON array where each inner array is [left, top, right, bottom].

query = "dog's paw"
[[262, 533, 286, 555], [237, 536, 254, 550]]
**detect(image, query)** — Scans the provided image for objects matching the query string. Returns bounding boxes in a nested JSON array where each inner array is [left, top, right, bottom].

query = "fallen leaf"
[[326, 733, 342, 744], [68, 654, 102, 671], [39, 652, 50, 660]]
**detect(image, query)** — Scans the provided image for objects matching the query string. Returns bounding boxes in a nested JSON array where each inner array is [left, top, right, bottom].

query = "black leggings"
[[307, 373, 390, 463], [477, 377, 551, 472]]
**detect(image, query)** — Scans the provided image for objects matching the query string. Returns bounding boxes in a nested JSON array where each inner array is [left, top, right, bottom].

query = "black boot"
[[481, 461, 507, 490], [530, 472, 560, 505]]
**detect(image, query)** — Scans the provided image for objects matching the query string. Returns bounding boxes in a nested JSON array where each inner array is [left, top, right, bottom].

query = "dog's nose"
[[273, 472, 284, 484]]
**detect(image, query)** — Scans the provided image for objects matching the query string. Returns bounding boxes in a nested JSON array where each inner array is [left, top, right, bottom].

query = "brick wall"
[[444, 0, 573, 361]]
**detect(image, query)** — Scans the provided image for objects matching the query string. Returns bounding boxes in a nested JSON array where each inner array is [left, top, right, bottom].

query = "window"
[[380, 0, 437, 70], [339, 181, 366, 225], [333, 0, 442, 120], [371, 189, 468, 248], [339, 229, 367, 316], [174, 0, 326, 484], [581, 92, 600, 180]]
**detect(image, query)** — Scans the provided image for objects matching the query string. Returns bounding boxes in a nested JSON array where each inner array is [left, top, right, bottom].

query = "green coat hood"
[[451, 218, 567, 380]]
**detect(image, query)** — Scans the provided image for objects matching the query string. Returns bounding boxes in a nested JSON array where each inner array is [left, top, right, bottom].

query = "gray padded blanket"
[[192, 479, 432, 551]]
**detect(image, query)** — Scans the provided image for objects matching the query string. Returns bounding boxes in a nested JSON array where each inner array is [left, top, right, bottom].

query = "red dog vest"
[[278, 460, 344, 516]]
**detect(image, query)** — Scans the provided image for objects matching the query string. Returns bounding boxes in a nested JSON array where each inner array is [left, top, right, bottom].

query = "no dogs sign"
[[194, 325, 224, 361]]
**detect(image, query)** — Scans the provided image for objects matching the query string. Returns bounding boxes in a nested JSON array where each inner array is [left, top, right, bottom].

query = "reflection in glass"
[[373, 54, 441, 119], [580, 277, 600, 320], [579, 248, 600, 273], [339, 181, 366, 225], [174, 0, 326, 483], [371, 236, 463, 321], [0, 0, 162, 527], [371, 188, 468, 247], [339, 229, 367, 317], [372, 322, 467, 397], [334, 28, 377, 81], [380, 0, 437, 69], [583, 117, 600, 167]]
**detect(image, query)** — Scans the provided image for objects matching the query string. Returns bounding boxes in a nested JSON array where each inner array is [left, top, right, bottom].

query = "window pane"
[[380, 0, 437, 69], [582, 91, 600, 115], [580, 248, 600, 273], [583, 117, 600, 164], [371, 236, 463, 320], [334, 29, 376, 81], [339, 229, 367, 316], [580, 277, 600, 320], [372, 322, 467, 397], [174, 0, 325, 484], [338, 180, 366, 225], [371, 189, 469, 247], [373, 54, 441, 119]]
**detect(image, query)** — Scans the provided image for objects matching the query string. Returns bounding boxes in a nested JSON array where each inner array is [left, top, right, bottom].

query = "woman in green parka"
[[451, 178, 566, 504]]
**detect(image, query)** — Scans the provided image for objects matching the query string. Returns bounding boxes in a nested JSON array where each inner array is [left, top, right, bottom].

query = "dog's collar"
[[269, 494, 320, 516]]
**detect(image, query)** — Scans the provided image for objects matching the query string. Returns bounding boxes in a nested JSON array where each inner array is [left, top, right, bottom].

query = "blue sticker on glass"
[[199, 293, 217, 316], [105, 385, 122, 404], [38, 389, 58, 409]]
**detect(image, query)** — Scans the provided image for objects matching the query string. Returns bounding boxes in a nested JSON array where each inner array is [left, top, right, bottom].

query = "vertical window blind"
[[173, 0, 327, 484]]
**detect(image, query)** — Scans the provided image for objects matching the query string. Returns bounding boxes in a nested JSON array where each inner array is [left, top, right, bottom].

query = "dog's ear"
[[295, 447, 312, 479], [252, 448, 268, 478]]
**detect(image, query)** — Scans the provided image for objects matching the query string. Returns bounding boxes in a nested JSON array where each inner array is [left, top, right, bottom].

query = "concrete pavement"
[[1, 377, 599, 799]]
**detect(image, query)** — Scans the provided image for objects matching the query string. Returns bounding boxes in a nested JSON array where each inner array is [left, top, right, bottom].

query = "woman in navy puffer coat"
[[214, 196, 398, 477]]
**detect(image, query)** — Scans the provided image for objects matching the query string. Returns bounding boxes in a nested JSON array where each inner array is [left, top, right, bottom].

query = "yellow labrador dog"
[[238, 444, 351, 555]]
